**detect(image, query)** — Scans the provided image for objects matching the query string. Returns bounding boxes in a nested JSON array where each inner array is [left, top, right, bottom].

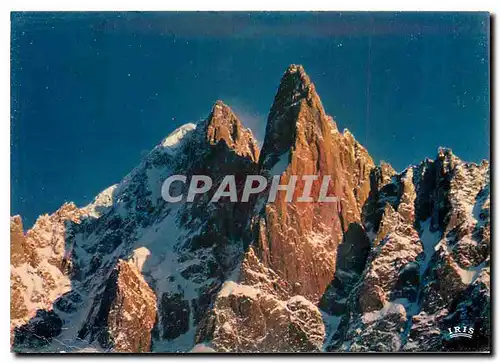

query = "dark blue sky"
[[11, 12, 490, 227]]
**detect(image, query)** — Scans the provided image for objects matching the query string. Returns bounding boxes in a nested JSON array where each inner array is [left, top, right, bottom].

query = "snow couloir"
[[161, 175, 339, 203]]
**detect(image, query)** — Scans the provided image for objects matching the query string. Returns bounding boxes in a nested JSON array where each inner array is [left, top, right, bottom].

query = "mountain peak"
[[278, 64, 313, 99], [284, 64, 307, 77], [205, 100, 260, 162], [212, 99, 230, 110], [259, 65, 327, 169]]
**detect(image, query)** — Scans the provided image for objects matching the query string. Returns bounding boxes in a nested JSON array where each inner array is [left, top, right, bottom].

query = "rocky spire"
[[241, 65, 376, 304], [204, 100, 260, 162], [259, 64, 332, 170], [10, 216, 27, 268], [267, 65, 314, 120]]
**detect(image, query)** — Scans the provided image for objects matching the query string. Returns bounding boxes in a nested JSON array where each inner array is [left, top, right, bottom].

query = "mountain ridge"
[[10, 65, 490, 353]]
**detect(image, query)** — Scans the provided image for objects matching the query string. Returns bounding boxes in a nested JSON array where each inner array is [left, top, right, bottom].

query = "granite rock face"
[[326, 150, 490, 352], [11, 65, 490, 353], [78, 260, 157, 352]]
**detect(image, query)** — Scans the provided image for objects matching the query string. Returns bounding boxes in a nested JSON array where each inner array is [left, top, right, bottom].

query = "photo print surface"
[[10, 12, 490, 353]]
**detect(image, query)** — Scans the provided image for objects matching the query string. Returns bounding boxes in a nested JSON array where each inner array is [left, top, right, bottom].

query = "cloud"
[[223, 99, 266, 148]]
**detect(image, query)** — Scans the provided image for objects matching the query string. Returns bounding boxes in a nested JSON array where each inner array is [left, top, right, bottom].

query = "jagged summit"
[[259, 64, 330, 170], [205, 100, 239, 139], [267, 64, 316, 121], [282, 64, 312, 87], [205, 100, 260, 162]]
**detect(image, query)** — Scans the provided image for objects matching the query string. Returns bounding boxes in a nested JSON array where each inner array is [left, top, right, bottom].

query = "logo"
[[445, 326, 475, 340]]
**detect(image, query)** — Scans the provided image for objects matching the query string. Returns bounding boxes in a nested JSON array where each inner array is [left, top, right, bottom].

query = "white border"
[[2, 1, 498, 362], [1, 1, 498, 11]]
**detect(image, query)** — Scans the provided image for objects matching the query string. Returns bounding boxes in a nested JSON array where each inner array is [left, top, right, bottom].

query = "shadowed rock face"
[[159, 292, 190, 340], [11, 65, 490, 353], [13, 310, 63, 351], [78, 260, 157, 353]]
